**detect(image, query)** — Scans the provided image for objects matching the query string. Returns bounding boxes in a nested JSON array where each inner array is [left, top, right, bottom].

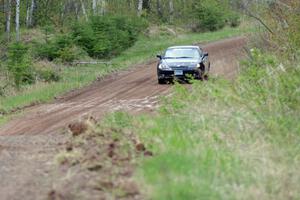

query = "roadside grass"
[[103, 51, 300, 199], [0, 26, 250, 126]]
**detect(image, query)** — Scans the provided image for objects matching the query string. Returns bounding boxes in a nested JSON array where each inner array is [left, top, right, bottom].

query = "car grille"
[[170, 66, 189, 70]]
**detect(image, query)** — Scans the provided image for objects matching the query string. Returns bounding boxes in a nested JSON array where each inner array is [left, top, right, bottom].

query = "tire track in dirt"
[[0, 36, 247, 200]]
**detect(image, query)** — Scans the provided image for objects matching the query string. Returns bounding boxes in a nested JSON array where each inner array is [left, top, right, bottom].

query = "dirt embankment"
[[0, 36, 247, 200]]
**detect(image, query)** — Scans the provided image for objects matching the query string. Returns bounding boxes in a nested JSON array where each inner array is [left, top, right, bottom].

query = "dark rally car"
[[156, 46, 210, 84]]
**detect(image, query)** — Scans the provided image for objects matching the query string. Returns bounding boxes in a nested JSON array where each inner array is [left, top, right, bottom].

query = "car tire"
[[158, 79, 166, 84]]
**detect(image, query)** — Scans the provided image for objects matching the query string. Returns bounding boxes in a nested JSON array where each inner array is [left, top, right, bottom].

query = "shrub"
[[58, 45, 83, 63], [33, 61, 61, 83], [71, 22, 96, 57], [72, 15, 148, 58], [192, 0, 240, 32], [35, 34, 82, 63], [226, 12, 240, 28], [36, 68, 60, 82], [35, 42, 57, 61], [35, 16, 147, 61], [193, 0, 227, 32], [7, 42, 35, 88]]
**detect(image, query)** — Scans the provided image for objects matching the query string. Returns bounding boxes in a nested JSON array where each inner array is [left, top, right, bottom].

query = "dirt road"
[[0, 36, 246, 200]]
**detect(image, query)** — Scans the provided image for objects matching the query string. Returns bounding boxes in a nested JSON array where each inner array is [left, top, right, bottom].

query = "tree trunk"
[[157, 0, 163, 19], [138, 0, 143, 16], [75, 2, 79, 20], [26, 0, 30, 27], [169, 0, 174, 23], [80, 0, 88, 21], [5, 0, 11, 41], [28, 0, 35, 27], [16, 0, 20, 42], [100, 0, 106, 15], [92, 0, 97, 15]]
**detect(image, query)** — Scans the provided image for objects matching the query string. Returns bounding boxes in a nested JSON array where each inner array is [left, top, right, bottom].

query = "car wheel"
[[158, 79, 166, 84]]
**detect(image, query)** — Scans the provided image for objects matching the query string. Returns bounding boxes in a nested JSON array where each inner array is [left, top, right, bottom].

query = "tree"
[[156, 0, 163, 19], [100, 0, 106, 15], [5, 0, 11, 41], [16, 0, 20, 41], [169, 0, 174, 23], [28, 0, 35, 27], [80, 0, 88, 21], [92, 0, 97, 15], [138, 0, 143, 16]]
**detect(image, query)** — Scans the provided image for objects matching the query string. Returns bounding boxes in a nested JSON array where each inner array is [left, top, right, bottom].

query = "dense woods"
[[0, 0, 240, 40]]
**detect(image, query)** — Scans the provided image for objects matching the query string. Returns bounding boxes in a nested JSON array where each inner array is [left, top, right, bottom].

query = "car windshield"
[[164, 48, 201, 59]]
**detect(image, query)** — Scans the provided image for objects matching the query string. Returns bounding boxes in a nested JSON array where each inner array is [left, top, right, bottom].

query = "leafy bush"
[[72, 15, 148, 58], [35, 34, 83, 62], [226, 12, 240, 28], [7, 42, 35, 88], [193, 0, 227, 31], [35, 16, 147, 61], [192, 0, 240, 32], [71, 22, 96, 57], [36, 68, 60, 82], [58, 46, 83, 63], [32, 60, 61, 83]]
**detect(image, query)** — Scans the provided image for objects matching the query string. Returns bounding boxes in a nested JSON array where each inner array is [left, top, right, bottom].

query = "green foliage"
[[35, 34, 83, 62], [58, 46, 82, 63], [193, 0, 227, 31], [7, 42, 35, 88], [239, 49, 300, 113], [72, 15, 148, 58], [36, 68, 60, 82], [34, 16, 147, 61], [192, 0, 240, 32], [105, 111, 133, 129], [258, 0, 300, 57], [226, 12, 241, 28], [285, 10, 300, 55], [71, 22, 96, 57]]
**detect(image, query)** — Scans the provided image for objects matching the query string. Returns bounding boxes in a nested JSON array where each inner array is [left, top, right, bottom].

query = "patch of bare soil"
[[0, 36, 247, 200], [47, 117, 151, 200]]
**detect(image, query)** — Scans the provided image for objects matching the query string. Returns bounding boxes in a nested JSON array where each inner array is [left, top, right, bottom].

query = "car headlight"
[[159, 63, 171, 70]]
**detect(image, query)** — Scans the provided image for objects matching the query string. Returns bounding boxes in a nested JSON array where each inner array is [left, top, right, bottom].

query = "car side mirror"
[[203, 52, 209, 57], [157, 54, 162, 59]]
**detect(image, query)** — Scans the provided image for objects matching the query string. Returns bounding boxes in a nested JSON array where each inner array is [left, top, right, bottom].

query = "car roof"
[[167, 45, 201, 50]]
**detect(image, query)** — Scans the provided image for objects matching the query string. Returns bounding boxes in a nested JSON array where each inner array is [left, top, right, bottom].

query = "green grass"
[[0, 26, 250, 126], [104, 50, 300, 199]]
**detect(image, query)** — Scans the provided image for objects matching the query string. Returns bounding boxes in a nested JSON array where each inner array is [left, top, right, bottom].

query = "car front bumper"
[[157, 69, 201, 80]]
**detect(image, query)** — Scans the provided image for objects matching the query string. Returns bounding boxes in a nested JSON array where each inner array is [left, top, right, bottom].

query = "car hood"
[[162, 58, 200, 68]]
